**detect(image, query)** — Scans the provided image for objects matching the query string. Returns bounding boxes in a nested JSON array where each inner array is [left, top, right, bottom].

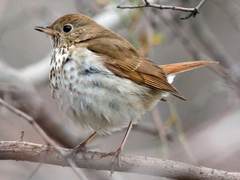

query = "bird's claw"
[[65, 143, 88, 159], [101, 147, 122, 174]]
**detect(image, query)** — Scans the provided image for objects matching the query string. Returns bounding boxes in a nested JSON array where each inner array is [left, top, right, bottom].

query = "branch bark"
[[0, 141, 239, 180]]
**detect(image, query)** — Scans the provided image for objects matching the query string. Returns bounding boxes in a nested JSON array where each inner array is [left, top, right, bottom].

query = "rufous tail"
[[160, 60, 218, 75]]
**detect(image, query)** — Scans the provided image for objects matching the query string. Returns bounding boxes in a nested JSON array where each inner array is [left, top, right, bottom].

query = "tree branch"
[[117, 0, 207, 20], [0, 141, 239, 180]]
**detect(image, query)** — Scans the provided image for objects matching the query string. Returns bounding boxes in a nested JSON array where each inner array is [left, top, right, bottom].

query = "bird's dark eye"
[[62, 24, 73, 33]]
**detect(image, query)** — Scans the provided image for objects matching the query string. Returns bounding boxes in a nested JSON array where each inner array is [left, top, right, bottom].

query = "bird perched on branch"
[[35, 13, 217, 161]]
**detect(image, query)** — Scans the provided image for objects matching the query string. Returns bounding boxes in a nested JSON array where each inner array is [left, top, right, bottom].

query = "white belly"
[[50, 47, 160, 134]]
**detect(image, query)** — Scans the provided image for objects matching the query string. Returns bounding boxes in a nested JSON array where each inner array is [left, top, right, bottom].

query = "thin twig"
[[117, 0, 207, 20], [0, 141, 239, 180], [180, 0, 207, 20]]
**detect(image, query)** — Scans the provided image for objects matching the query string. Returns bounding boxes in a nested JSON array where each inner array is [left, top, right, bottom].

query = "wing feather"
[[86, 36, 185, 100]]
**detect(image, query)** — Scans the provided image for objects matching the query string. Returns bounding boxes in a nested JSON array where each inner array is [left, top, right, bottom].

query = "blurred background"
[[0, 0, 240, 179]]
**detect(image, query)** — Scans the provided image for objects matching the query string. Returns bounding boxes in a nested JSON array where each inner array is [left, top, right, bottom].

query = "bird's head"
[[35, 13, 105, 48]]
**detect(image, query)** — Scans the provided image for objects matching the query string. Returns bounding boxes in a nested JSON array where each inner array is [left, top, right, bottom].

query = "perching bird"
[[35, 13, 217, 158]]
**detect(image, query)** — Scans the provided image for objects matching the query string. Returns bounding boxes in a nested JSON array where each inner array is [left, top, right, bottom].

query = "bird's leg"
[[66, 131, 97, 160], [72, 131, 97, 154], [102, 120, 133, 171]]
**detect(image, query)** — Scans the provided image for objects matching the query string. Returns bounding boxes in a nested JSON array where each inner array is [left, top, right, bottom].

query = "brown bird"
[[35, 13, 217, 159]]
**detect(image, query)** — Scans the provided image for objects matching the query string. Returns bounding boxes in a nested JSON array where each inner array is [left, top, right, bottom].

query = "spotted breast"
[[49, 47, 160, 135]]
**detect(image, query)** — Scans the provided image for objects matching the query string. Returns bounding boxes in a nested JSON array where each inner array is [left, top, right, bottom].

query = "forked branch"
[[117, 0, 207, 20]]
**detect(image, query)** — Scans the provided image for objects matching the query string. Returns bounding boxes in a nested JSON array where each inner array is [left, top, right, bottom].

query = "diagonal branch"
[[0, 98, 54, 146], [0, 97, 88, 180], [117, 0, 207, 20], [0, 141, 239, 180]]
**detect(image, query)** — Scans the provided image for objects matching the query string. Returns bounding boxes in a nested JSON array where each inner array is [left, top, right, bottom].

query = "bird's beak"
[[34, 26, 57, 36]]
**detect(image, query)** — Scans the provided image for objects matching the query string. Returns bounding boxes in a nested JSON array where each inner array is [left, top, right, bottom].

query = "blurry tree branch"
[[0, 141, 239, 180], [117, 0, 206, 20]]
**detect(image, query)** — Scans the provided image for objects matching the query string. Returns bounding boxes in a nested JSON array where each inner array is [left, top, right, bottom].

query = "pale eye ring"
[[62, 24, 73, 33]]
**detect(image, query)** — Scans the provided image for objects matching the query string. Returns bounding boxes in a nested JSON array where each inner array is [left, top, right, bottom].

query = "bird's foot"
[[73, 142, 88, 154], [66, 142, 88, 159], [101, 147, 122, 174], [66, 132, 97, 159]]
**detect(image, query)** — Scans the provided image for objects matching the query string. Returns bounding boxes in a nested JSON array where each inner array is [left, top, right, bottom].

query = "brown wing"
[[86, 37, 185, 100]]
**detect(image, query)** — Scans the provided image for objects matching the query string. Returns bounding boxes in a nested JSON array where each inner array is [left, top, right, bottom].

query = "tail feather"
[[160, 60, 218, 75]]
